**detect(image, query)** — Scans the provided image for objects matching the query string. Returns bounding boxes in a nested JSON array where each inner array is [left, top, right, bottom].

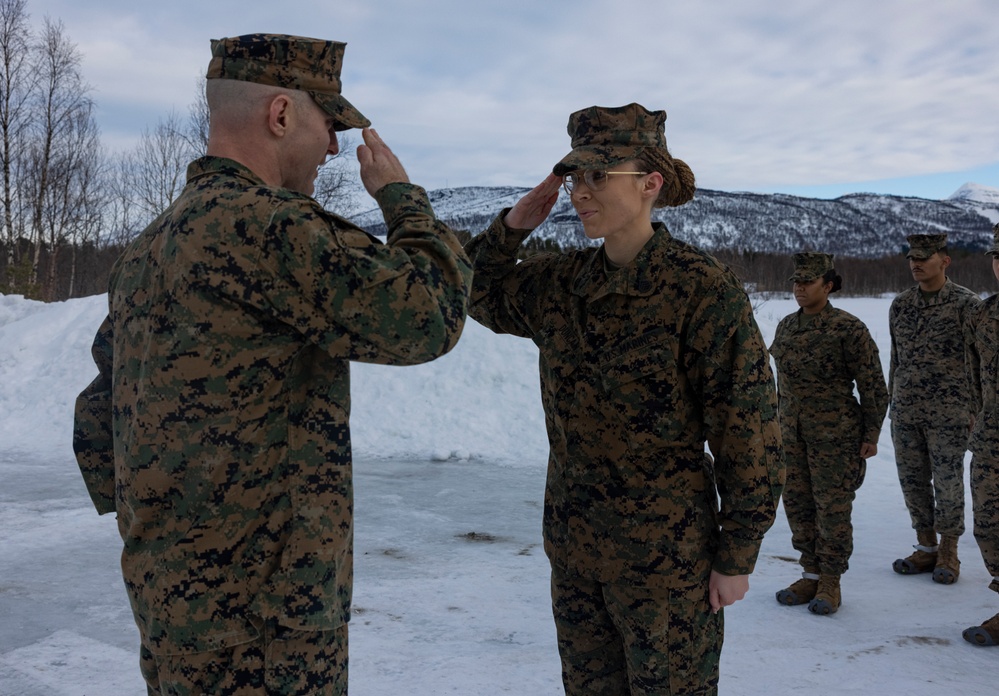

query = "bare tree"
[[19, 17, 98, 299], [58, 109, 105, 298], [129, 110, 196, 219], [0, 0, 34, 291], [313, 133, 364, 217], [185, 75, 209, 157], [103, 152, 145, 248]]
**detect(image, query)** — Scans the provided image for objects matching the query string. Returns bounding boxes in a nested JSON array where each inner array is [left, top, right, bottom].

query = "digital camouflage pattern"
[[889, 277, 981, 425], [551, 565, 722, 695], [770, 302, 888, 575], [889, 278, 980, 536], [140, 621, 347, 695], [73, 156, 471, 657], [465, 217, 784, 586], [988, 222, 999, 256], [786, 252, 834, 283], [207, 34, 369, 131], [968, 292, 999, 593], [552, 103, 670, 176], [892, 422, 972, 537], [905, 233, 949, 260]]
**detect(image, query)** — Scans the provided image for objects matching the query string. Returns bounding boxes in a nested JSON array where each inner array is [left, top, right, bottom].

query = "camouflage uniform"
[[961, 226, 999, 645], [969, 292, 999, 594], [770, 255, 888, 577], [968, 226, 999, 597], [889, 235, 980, 539], [466, 208, 783, 694], [73, 34, 471, 695]]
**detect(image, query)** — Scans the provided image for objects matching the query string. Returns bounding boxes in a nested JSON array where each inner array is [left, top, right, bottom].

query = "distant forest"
[[455, 231, 999, 297], [712, 248, 998, 297], [4, 232, 995, 305]]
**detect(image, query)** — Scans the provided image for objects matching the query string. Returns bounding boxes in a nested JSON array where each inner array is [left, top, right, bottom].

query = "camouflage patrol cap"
[[207, 34, 370, 131], [553, 103, 668, 176], [905, 233, 948, 260], [987, 223, 999, 256], [788, 252, 834, 283]]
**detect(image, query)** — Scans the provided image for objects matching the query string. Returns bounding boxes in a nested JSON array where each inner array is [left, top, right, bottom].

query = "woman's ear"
[[643, 171, 664, 200]]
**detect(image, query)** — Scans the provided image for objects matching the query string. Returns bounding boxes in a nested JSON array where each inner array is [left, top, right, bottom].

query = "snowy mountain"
[[948, 183, 999, 228], [352, 183, 999, 259]]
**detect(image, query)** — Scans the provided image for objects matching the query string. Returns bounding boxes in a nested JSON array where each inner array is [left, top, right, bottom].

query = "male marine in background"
[[963, 223, 999, 647], [73, 34, 471, 695], [889, 233, 980, 587]]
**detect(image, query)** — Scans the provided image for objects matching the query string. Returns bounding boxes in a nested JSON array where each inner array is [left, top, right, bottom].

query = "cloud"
[[24, 0, 999, 196]]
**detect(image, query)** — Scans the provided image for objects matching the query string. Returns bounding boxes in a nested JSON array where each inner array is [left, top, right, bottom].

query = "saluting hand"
[[357, 128, 410, 196], [504, 174, 561, 230]]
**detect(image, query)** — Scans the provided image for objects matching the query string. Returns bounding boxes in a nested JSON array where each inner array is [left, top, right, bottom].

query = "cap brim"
[[552, 146, 644, 176], [310, 91, 371, 131], [788, 274, 817, 283]]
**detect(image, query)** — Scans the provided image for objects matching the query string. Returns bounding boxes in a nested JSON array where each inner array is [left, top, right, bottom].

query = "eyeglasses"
[[561, 169, 649, 194]]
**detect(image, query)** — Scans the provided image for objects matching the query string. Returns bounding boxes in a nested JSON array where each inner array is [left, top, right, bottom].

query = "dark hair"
[[638, 151, 696, 208], [822, 269, 843, 293]]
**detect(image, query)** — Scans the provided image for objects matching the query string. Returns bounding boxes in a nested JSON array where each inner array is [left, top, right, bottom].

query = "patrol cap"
[[207, 34, 370, 131], [553, 103, 669, 176], [905, 233, 948, 260], [788, 252, 834, 283], [987, 223, 999, 257]]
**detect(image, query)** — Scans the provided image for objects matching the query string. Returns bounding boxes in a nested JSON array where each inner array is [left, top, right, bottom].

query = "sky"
[[2, 292, 997, 694], [20, 0, 999, 201]]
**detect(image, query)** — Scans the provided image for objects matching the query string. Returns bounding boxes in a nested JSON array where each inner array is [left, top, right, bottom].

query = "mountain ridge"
[[352, 182, 999, 258]]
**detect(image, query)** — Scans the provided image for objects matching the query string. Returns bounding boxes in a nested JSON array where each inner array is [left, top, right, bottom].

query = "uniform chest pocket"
[[598, 345, 681, 451]]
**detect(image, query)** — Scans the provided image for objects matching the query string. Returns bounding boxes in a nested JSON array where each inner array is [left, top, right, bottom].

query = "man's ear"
[[267, 94, 293, 137]]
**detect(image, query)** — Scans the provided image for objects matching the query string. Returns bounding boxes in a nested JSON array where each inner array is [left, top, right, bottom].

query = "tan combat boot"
[[808, 574, 841, 615], [776, 571, 819, 606], [963, 612, 999, 646], [932, 534, 960, 584], [892, 530, 938, 575]]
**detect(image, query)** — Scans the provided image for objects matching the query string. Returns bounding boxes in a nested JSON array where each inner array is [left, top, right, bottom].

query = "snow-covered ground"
[[0, 290, 995, 695]]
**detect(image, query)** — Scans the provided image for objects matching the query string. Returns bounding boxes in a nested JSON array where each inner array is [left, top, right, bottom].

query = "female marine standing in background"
[[771, 253, 888, 615]]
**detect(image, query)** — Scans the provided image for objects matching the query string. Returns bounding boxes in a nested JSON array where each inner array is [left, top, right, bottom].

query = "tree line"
[[712, 249, 998, 297], [509, 243, 998, 297], [0, 0, 357, 302]]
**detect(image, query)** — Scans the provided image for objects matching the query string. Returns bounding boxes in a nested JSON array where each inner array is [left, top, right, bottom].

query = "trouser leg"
[[925, 424, 970, 537], [892, 421, 936, 532], [551, 565, 721, 696], [781, 434, 819, 572], [971, 453, 999, 589], [139, 620, 348, 696]]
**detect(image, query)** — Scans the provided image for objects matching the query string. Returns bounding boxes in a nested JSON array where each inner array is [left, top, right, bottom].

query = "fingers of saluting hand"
[[356, 127, 389, 164], [505, 174, 562, 230], [357, 127, 410, 195], [530, 173, 562, 201]]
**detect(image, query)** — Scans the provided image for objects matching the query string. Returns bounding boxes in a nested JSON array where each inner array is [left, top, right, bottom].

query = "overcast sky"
[[24, 0, 999, 200]]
